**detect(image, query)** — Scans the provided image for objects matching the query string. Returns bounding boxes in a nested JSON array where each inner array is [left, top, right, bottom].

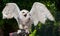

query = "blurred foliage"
[[0, 0, 60, 36]]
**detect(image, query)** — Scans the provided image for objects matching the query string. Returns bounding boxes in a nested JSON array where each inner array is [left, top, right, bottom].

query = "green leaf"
[[29, 30, 36, 36]]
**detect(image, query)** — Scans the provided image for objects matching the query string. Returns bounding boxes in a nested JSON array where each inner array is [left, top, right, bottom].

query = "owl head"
[[20, 9, 29, 17]]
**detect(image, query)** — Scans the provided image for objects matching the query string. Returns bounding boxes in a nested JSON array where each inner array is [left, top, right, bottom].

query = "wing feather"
[[29, 2, 55, 26], [2, 3, 20, 19]]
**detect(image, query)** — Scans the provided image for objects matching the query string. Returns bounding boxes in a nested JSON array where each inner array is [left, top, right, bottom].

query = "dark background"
[[0, 0, 60, 36]]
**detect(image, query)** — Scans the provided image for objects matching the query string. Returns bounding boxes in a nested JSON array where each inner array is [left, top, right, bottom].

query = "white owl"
[[2, 2, 55, 34]]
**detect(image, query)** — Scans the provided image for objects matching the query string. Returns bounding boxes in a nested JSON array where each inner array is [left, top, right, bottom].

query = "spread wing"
[[2, 3, 20, 19], [2, 3, 22, 29], [29, 2, 55, 26]]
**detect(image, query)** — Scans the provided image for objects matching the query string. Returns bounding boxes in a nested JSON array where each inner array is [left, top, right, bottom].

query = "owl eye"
[[22, 12, 25, 13]]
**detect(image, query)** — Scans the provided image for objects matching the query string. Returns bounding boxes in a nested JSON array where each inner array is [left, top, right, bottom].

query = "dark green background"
[[0, 0, 60, 36]]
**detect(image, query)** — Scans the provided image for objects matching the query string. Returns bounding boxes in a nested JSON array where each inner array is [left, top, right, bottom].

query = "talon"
[[17, 30, 21, 34]]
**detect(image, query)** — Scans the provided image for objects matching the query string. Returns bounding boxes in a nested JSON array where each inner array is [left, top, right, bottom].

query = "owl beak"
[[24, 14, 27, 17]]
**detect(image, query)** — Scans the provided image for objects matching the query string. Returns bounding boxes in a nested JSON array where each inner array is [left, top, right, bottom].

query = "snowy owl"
[[2, 2, 55, 34]]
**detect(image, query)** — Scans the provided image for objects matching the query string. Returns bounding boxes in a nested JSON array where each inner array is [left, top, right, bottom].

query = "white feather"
[[2, 3, 20, 19], [2, 3, 21, 30], [29, 2, 55, 26]]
